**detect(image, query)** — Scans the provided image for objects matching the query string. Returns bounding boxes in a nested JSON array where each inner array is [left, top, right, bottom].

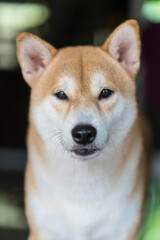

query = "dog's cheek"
[[91, 96, 118, 147], [90, 117, 108, 147], [108, 96, 137, 147], [32, 98, 63, 145]]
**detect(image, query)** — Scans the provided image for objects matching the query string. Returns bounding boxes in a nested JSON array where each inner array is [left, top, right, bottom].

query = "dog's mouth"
[[71, 148, 100, 157]]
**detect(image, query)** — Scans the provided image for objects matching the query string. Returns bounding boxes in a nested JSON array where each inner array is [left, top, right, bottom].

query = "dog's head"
[[16, 20, 140, 160]]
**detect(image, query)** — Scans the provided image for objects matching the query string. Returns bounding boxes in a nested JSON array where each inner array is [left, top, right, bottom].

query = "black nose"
[[72, 125, 97, 145]]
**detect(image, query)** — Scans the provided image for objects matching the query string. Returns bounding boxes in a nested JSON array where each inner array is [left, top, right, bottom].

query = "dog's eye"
[[55, 91, 68, 100], [98, 89, 113, 100]]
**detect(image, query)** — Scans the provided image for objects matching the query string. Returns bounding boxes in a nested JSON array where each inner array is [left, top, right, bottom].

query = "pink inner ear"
[[118, 45, 129, 63], [20, 37, 52, 79], [27, 53, 46, 72], [109, 25, 139, 77]]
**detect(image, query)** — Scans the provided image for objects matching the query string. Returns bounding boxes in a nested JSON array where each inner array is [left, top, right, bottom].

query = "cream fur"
[[16, 20, 150, 240]]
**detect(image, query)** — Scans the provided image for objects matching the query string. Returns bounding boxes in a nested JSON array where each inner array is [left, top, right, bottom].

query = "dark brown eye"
[[98, 89, 114, 100], [55, 91, 68, 100]]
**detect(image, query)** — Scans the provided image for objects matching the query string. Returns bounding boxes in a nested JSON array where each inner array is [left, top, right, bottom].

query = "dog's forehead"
[[53, 46, 133, 87], [34, 46, 135, 102], [47, 46, 115, 90], [49, 46, 107, 78], [51, 47, 110, 93], [54, 46, 111, 74]]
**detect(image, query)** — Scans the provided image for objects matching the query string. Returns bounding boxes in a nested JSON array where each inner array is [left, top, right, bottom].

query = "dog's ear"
[[16, 33, 57, 87], [101, 20, 141, 78]]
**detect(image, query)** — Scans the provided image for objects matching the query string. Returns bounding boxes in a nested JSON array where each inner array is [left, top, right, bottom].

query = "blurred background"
[[0, 0, 160, 239]]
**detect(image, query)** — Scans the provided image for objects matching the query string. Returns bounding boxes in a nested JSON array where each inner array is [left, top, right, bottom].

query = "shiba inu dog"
[[16, 20, 150, 240]]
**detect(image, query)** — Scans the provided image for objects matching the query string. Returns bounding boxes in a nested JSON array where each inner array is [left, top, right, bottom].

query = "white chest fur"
[[27, 138, 142, 240]]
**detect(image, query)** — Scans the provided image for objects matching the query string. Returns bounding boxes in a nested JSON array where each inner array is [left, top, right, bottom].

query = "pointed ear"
[[101, 20, 141, 78], [16, 33, 57, 87]]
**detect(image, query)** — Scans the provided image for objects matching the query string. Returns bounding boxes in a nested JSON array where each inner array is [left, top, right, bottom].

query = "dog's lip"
[[71, 148, 100, 157]]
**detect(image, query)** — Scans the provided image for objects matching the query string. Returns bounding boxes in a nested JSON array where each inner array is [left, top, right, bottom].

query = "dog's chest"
[[28, 190, 139, 240], [27, 153, 141, 240]]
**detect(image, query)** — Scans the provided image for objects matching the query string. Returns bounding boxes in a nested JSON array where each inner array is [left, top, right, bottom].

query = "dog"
[[16, 20, 150, 240]]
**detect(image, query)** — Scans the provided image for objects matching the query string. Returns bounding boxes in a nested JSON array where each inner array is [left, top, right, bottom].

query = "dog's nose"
[[72, 125, 97, 145]]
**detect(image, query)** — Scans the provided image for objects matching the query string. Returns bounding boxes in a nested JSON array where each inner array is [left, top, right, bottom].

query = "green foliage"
[[137, 184, 160, 240]]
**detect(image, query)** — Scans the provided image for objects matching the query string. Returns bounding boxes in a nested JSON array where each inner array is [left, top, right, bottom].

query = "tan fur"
[[16, 20, 150, 240]]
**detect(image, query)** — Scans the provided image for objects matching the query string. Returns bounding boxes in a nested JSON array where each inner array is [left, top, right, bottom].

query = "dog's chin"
[[70, 148, 101, 159]]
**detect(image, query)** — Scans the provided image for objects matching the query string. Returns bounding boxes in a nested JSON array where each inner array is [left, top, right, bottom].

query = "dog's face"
[[17, 20, 140, 160]]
